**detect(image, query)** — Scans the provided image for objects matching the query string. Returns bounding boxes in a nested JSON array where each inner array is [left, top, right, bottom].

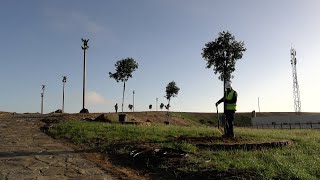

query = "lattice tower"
[[290, 48, 301, 114]]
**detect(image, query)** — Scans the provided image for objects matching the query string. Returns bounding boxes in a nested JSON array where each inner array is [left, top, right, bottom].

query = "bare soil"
[[0, 112, 147, 180]]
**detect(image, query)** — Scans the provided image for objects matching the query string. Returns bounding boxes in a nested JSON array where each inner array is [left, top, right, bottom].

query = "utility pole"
[[156, 98, 158, 111], [290, 48, 301, 115], [258, 97, 261, 113], [80, 38, 89, 113], [41, 85, 45, 114], [133, 90, 135, 112], [62, 76, 67, 113]]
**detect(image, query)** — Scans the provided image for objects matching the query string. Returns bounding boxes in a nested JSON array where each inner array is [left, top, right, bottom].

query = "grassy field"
[[49, 121, 320, 179], [171, 112, 252, 127]]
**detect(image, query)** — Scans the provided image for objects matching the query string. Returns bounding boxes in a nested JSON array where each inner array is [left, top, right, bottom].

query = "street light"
[[41, 85, 45, 114], [133, 90, 135, 112], [156, 98, 158, 111], [80, 38, 89, 113], [258, 97, 261, 113], [62, 76, 67, 113]]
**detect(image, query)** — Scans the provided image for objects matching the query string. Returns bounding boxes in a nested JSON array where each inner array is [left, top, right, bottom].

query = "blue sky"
[[0, 0, 319, 113]]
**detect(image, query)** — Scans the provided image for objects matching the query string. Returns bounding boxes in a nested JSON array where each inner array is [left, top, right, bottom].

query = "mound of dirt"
[[118, 112, 194, 126], [36, 112, 196, 126], [0, 111, 16, 117]]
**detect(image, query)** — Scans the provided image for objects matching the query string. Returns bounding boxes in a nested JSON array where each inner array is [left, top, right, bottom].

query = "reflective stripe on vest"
[[226, 89, 237, 110]]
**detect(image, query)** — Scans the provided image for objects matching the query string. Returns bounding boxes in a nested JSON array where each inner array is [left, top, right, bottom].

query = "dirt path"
[[0, 114, 146, 180]]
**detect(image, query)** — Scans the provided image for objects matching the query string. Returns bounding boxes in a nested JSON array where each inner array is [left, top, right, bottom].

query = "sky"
[[0, 0, 319, 113]]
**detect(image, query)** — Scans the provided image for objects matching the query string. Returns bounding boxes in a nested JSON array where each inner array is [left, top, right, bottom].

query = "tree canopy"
[[109, 57, 139, 83], [202, 31, 246, 82], [165, 81, 180, 112], [165, 81, 180, 101], [128, 104, 133, 111], [160, 103, 164, 110]]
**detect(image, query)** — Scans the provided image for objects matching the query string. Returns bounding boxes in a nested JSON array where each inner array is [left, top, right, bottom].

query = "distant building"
[[252, 115, 320, 129]]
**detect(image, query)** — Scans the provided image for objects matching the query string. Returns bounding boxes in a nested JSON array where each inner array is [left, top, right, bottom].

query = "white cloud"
[[87, 91, 110, 105]]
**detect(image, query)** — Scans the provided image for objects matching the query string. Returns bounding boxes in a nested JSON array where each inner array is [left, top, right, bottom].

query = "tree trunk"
[[223, 55, 228, 116], [223, 54, 229, 135], [122, 81, 126, 113], [223, 71, 226, 115]]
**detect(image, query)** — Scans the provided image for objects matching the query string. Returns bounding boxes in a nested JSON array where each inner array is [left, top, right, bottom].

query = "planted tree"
[[149, 104, 152, 111], [165, 81, 180, 112], [109, 58, 138, 113], [202, 31, 246, 112], [128, 104, 133, 111], [160, 103, 164, 111]]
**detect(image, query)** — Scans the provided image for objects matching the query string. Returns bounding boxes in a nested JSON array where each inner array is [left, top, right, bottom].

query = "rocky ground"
[[0, 113, 146, 180]]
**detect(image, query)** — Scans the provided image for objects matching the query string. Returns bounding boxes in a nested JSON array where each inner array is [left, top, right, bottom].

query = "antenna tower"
[[290, 48, 301, 114]]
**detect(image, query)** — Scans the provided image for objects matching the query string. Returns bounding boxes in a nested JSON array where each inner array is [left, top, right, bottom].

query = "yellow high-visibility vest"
[[226, 89, 237, 110]]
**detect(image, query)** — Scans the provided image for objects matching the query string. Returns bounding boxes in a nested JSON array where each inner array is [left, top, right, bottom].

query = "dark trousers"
[[225, 110, 235, 136]]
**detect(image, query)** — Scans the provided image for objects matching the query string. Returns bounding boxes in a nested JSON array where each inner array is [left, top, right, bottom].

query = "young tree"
[[165, 81, 180, 112], [149, 104, 152, 111], [160, 103, 164, 111], [128, 104, 133, 111], [109, 58, 138, 113], [201, 31, 246, 112]]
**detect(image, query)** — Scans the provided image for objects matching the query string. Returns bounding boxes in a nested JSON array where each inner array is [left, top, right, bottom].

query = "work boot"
[[228, 134, 235, 139], [222, 134, 235, 139], [221, 134, 228, 138]]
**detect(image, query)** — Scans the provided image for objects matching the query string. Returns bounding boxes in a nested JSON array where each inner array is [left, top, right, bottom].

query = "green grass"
[[49, 121, 320, 179], [49, 121, 217, 144], [199, 129, 320, 179], [171, 112, 216, 126], [170, 112, 252, 127]]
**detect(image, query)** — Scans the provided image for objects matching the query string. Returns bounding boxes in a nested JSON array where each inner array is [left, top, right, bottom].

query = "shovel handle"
[[216, 105, 220, 129]]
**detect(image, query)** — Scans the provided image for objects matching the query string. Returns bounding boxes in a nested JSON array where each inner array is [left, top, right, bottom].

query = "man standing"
[[114, 103, 118, 113], [216, 81, 237, 138]]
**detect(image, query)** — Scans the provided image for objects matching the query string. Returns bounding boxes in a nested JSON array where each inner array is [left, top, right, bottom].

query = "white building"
[[252, 115, 320, 129]]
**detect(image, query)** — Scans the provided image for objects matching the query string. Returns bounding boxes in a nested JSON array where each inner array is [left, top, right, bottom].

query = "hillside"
[[5, 111, 320, 127], [14, 111, 253, 127]]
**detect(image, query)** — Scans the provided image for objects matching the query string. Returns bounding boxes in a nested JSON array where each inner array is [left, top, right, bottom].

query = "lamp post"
[[80, 38, 89, 113], [133, 90, 135, 112], [258, 97, 261, 113], [62, 76, 67, 113], [156, 98, 158, 111], [41, 85, 45, 114]]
